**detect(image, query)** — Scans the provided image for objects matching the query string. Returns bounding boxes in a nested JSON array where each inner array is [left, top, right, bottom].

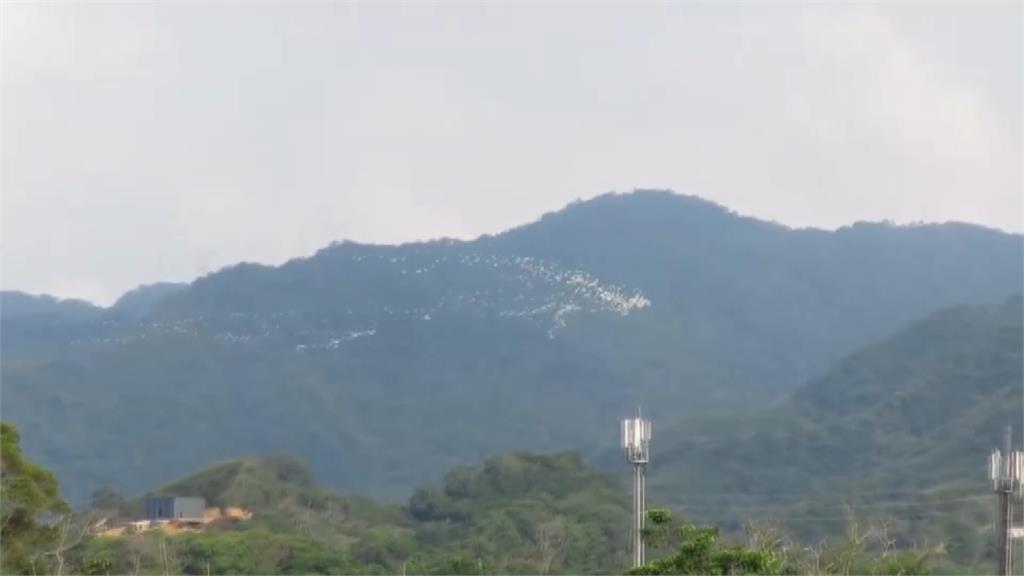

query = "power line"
[[653, 486, 984, 502], [682, 506, 994, 523], [670, 495, 990, 513], [659, 492, 980, 506]]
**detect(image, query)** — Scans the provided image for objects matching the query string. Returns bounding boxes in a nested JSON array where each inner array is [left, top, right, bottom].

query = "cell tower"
[[622, 409, 652, 570], [989, 426, 1023, 576]]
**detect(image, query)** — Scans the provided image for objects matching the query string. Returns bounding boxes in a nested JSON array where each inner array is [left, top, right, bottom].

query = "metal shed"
[[143, 496, 206, 522]]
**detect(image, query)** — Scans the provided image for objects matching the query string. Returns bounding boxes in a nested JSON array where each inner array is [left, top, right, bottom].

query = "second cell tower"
[[989, 426, 1023, 576], [622, 409, 652, 570]]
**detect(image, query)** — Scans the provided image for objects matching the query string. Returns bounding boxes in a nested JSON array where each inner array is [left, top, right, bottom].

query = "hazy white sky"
[[2, 2, 1020, 305]]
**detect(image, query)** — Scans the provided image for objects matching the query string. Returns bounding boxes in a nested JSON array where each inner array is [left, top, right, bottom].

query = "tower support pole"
[[999, 488, 1012, 576], [999, 427, 1014, 576], [639, 463, 646, 566], [632, 463, 645, 569]]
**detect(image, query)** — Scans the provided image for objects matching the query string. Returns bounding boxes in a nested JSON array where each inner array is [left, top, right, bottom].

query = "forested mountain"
[[648, 296, 1023, 567], [2, 190, 1021, 504]]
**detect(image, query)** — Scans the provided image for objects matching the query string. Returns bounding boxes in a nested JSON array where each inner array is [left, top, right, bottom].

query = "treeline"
[[632, 509, 928, 576], [0, 422, 948, 575]]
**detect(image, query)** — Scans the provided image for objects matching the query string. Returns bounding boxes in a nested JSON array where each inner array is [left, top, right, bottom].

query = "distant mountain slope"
[[649, 295, 1023, 558], [110, 282, 188, 320], [1, 291, 103, 320], [487, 192, 1022, 400], [3, 190, 1021, 504], [1, 291, 106, 365]]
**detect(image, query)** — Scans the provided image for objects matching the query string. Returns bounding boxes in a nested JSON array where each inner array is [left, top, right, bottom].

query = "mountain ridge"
[[2, 190, 1021, 506], [5, 190, 1019, 310]]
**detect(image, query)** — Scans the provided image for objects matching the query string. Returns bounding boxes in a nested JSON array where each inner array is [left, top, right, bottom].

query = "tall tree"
[[631, 509, 784, 575], [1, 421, 69, 574]]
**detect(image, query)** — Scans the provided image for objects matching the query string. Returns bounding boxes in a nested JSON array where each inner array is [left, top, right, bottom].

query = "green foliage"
[[1, 421, 70, 574], [633, 515, 783, 575], [78, 550, 114, 576], [647, 509, 672, 525], [406, 554, 490, 575], [871, 552, 928, 576], [177, 530, 354, 575], [136, 456, 408, 547], [403, 452, 630, 574], [55, 448, 947, 575], [71, 530, 356, 575], [634, 510, 930, 576], [641, 508, 675, 550], [349, 527, 416, 569], [69, 451, 628, 574], [640, 526, 769, 576]]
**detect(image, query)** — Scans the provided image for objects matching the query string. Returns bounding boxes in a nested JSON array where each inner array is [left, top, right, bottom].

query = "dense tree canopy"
[[1, 421, 70, 574], [632, 509, 928, 576], [632, 510, 784, 575]]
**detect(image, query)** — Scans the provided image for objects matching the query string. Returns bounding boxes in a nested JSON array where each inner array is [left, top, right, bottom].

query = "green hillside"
[[54, 446, 971, 575], [403, 451, 630, 573], [75, 451, 630, 575], [8, 411, 1007, 574], [648, 296, 1024, 568], [3, 191, 1021, 503], [144, 455, 407, 544]]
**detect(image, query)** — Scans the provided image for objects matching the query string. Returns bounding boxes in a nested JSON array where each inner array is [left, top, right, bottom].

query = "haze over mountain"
[[2, 191, 1021, 505]]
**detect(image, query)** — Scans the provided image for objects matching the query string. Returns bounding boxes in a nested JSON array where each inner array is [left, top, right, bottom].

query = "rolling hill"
[[80, 451, 630, 575], [647, 296, 1023, 567]]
